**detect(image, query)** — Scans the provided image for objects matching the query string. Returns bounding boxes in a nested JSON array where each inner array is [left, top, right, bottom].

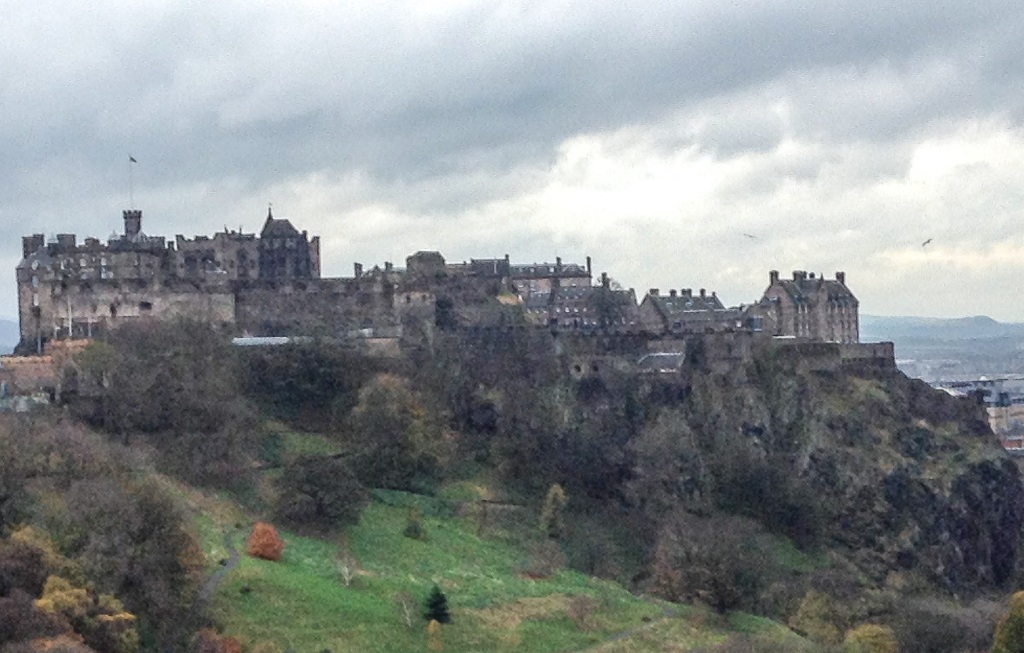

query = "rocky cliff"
[[678, 351, 1024, 592]]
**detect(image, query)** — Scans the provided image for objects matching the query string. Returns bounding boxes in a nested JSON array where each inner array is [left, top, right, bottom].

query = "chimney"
[[601, 272, 609, 289], [669, 289, 677, 298], [836, 271, 846, 285], [586, 256, 592, 276], [809, 272, 815, 280], [556, 256, 562, 272], [769, 270, 779, 285], [354, 262, 363, 278], [123, 209, 142, 238], [699, 288, 706, 299], [22, 234, 44, 259], [683, 288, 692, 297], [384, 261, 393, 272], [793, 270, 805, 281], [649, 288, 659, 296], [56, 234, 76, 251]]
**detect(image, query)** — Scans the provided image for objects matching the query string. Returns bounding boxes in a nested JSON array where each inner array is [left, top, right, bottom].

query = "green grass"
[[199, 490, 813, 653]]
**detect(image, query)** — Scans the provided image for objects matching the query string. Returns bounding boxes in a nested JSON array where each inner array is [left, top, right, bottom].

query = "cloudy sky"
[[4, 1, 1024, 320]]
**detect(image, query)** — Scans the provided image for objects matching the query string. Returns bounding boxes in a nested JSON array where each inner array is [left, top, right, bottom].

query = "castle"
[[15, 208, 866, 363]]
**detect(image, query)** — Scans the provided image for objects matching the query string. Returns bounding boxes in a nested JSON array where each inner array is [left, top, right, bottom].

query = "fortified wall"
[[14, 208, 894, 384]]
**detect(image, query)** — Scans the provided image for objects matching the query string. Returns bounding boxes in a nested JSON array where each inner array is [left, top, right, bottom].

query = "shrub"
[[403, 507, 427, 541], [539, 484, 567, 539], [789, 590, 843, 645], [247, 523, 284, 562], [993, 591, 1024, 653], [842, 624, 897, 653]]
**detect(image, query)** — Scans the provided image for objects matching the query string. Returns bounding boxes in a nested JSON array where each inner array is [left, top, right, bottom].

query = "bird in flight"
[[742, 233, 758, 240], [921, 238, 933, 247]]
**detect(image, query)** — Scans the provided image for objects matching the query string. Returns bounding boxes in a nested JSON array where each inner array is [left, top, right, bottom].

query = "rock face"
[[681, 354, 1024, 592]]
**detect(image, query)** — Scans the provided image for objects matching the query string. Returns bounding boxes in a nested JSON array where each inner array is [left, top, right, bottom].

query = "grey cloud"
[[4, 1, 1024, 318]]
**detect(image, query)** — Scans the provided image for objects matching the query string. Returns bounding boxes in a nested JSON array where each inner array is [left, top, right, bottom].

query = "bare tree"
[[395, 592, 415, 628]]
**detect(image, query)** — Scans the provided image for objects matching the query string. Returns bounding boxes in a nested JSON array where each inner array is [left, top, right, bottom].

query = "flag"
[[129, 155, 137, 163]]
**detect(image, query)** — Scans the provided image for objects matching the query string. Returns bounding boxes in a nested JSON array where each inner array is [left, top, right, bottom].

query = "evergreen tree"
[[423, 585, 451, 624]]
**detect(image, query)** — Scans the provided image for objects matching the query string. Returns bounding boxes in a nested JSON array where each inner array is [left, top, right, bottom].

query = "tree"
[[627, 409, 708, 521], [345, 374, 444, 492], [275, 456, 368, 530], [423, 585, 451, 624], [395, 592, 415, 628], [993, 591, 1024, 653], [586, 275, 631, 330], [68, 319, 260, 487], [539, 484, 568, 539], [651, 511, 774, 613]]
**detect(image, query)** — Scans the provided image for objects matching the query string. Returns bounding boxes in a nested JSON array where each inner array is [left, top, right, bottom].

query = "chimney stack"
[[649, 288, 659, 296], [699, 288, 706, 299], [22, 234, 44, 259], [769, 270, 779, 285], [556, 256, 562, 272], [669, 289, 677, 298], [354, 262, 363, 278], [601, 272, 609, 289], [836, 271, 846, 285], [586, 256, 592, 276], [56, 234, 76, 251]]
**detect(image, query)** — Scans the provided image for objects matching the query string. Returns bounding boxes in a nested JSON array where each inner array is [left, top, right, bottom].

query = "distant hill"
[[861, 314, 1024, 342], [0, 318, 18, 354], [862, 315, 1024, 380]]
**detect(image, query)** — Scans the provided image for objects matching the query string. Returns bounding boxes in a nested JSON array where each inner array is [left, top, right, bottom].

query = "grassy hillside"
[[185, 484, 813, 653]]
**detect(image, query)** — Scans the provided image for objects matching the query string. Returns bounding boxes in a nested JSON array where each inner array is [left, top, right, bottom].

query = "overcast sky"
[[4, 1, 1024, 321]]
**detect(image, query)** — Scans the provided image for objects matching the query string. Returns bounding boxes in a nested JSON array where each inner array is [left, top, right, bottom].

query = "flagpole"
[[129, 155, 135, 209]]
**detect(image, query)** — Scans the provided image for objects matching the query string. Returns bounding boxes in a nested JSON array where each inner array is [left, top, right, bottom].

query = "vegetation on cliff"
[[3, 319, 1020, 651]]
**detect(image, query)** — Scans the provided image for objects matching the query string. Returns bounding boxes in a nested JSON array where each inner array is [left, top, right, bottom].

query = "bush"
[[789, 590, 843, 645], [539, 484, 567, 539], [402, 508, 427, 541], [842, 624, 897, 653], [993, 591, 1024, 653], [247, 523, 284, 562]]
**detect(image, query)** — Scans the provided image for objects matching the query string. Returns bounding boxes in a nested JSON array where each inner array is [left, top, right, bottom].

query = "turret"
[[123, 209, 142, 238]]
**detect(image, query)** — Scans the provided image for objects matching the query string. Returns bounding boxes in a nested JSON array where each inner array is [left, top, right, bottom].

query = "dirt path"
[[199, 531, 241, 604]]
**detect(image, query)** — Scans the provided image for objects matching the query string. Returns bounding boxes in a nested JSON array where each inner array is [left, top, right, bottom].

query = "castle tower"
[[123, 209, 142, 238]]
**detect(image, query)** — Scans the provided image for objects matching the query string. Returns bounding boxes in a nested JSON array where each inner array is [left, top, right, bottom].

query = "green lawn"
[[196, 490, 815, 653]]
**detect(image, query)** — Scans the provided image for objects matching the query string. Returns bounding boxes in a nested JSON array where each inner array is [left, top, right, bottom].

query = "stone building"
[[16, 208, 321, 353], [639, 288, 727, 333], [510, 257, 592, 298], [760, 270, 859, 343]]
